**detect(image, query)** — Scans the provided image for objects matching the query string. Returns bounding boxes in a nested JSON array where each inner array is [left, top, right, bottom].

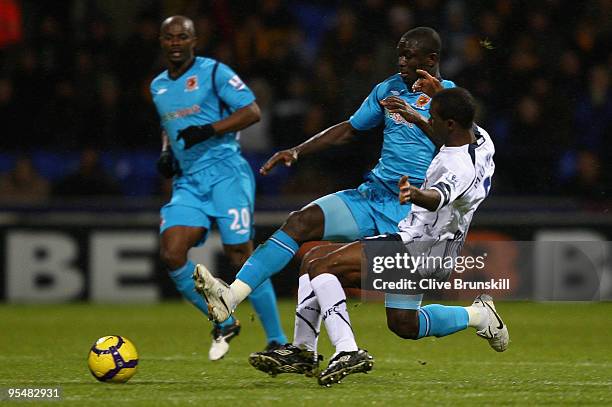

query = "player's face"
[[397, 39, 434, 85], [160, 22, 196, 65], [429, 103, 449, 143]]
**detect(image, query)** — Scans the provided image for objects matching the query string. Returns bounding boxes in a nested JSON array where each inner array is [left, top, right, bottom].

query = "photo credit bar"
[[360, 240, 612, 301]]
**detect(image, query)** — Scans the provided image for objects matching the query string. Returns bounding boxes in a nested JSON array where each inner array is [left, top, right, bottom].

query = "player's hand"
[[177, 124, 216, 149], [259, 149, 298, 175], [381, 96, 424, 124], [157, 149, 182, 178], [398, 175, 412, 204], [412, 69, 443, 96]]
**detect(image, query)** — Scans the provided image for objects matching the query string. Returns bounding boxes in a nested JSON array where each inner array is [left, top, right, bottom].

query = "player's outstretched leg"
[[193, 264, 236, 322], [471, 294, 510, 352], [168, 260, 239, 360], [386, 294, 509, 352], [195, 206, 325, 322]]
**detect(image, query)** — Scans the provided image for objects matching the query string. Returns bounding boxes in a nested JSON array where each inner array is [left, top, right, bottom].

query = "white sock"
[[293, 274, 322, 351], [229, 279, 252, 307], [310, 274, 358, 357], [464, 305, 489, 330]]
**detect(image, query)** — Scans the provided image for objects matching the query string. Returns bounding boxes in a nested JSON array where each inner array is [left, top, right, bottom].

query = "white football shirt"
[[397, 125, 495, 244]]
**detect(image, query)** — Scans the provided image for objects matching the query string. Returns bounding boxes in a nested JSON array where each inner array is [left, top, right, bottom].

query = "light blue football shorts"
[[312, 173, 424, 309], [312, 173, 420, 241], [160, 154, 255, 246]]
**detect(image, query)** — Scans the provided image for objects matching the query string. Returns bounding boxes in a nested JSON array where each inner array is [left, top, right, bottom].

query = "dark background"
[[0, 0, 611, 206]]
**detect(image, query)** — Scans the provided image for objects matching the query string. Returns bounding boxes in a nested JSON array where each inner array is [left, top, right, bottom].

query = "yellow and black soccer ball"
[[88, 336, 138, 383]]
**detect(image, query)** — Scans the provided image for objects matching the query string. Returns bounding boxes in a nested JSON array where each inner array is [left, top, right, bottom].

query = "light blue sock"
[[236, 230, 299, 290], [417, 304, 469, 338], [169, 260, 235, 329], [248, 279, 288, 344]]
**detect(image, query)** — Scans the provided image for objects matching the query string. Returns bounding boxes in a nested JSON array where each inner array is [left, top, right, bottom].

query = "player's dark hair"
[[401, 27, 441, 55], [432, 87, 476, 129]]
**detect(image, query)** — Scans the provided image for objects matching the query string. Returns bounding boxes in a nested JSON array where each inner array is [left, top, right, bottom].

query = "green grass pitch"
[[1, 300, 611, 405]]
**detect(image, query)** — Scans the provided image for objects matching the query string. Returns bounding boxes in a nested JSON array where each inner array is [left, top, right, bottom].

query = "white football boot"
[[472, 294, 509, 352], [193, 264, 235, 323], [208, 319, 241, 361]]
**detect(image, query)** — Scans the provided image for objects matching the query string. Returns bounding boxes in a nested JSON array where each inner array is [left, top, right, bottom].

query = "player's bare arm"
[[260, 121, 356, 175], [178, 102, 261, 149], [212, 102, 261, 134], [381, 96, 441, 146], [398, 175, 441, 211], [412, 69, 444, 97]]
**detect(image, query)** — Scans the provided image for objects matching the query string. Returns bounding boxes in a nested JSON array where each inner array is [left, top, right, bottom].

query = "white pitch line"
[[377, 358, 612, 367]]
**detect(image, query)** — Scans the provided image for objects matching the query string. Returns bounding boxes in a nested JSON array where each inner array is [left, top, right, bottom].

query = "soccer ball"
[[88, 335, 139, 383]]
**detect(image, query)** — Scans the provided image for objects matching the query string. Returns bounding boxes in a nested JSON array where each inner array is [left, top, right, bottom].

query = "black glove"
[[177, 124, 216, 149], [157, 149, 181, 178]]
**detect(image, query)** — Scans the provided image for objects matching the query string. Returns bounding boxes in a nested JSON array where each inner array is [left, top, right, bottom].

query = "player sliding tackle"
[[193, 26, 455, 327], [206, 87, 509, 386]]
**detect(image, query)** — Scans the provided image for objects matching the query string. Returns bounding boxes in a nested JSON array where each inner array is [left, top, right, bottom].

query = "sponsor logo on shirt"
[[229, 75, 246, 90], [161, 104, 201, 123], [384, 108, 415, 128]]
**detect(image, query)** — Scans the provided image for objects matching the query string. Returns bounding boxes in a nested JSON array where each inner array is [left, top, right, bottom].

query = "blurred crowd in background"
[[0, 0, 610, 205]]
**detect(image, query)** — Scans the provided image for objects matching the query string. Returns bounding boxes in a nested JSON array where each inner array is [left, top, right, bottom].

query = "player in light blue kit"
[[195, 27, 455, 346], [151, 16, 286, 360]]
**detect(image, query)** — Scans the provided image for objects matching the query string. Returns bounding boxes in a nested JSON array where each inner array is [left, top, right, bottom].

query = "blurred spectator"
[[52, 148, 121, 197], [38, 77, 83, 148], [81, 17, 117, 72], [34, 15, 70, 78], [12, 48, 44, 149], [502, 95, 557, 193], [440, 0, 472, 78], [319, 7, 369, 80], [562, 151, 608, 200], [0, 0, 22, 49], [454, 37, 494, 111], [271, 74, 309, 149], [0, 77, 17, 149], [371, 4, 414, 80], [555, 49, 583, 101], [88, 75, 123, 147], [240, 77, 274, 153], [0, 156, 49, 203], [115, 13, 158, 92], [574, 65, 612, 152]]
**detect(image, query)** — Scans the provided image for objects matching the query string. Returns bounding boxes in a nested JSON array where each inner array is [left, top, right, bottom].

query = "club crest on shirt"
[[185, 75, 198, 92], [411, 94, 431, 110]]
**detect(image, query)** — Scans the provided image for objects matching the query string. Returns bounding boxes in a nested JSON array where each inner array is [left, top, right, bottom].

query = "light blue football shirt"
[[349, 74, 455, 191], [151, 56, 255, 174]]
